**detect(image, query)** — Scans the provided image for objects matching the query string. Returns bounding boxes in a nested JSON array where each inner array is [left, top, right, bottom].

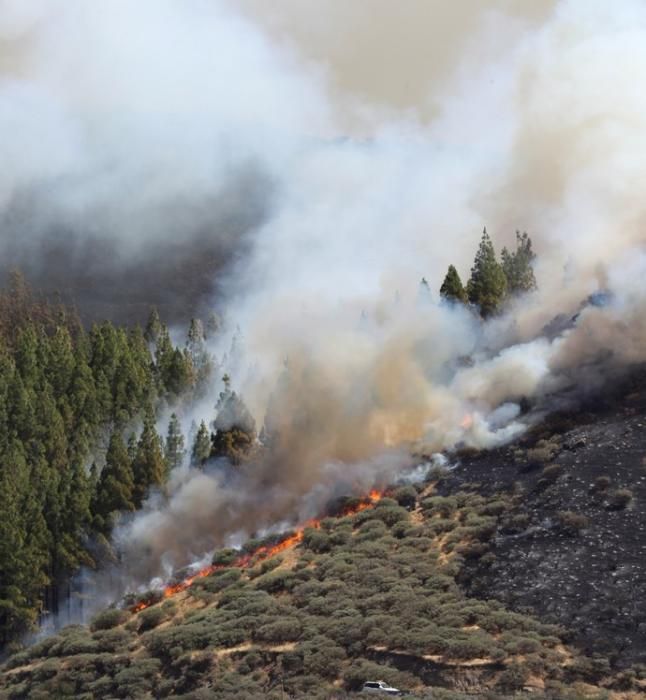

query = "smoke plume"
[[6, 0, 646, 597]]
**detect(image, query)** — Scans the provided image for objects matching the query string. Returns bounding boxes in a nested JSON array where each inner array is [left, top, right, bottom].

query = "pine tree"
[[466, 228, 508, 318], [417, 277, 432, 304], [205, 311, 222, 339], [93, 432, 135, 531], [191, 420, 211, 467], [439, 265, 468, 304], [165, 413, 185, 471], [144, 307, 162, 345], [501, 231, 537, 296], [132, 413, 166, 507], [211, 376, 256, 465]]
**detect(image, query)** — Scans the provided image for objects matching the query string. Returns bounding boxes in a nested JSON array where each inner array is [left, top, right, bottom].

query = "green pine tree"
[[165, 413, 186, 471], [132, 413, 166, 507], [501, 231, 537, 296], [439, 265, 468, 304], [466, 228, 508, 318], [211, 377, 256, 465], [191, 420, 212, 468], [93, 432, 135, 532]]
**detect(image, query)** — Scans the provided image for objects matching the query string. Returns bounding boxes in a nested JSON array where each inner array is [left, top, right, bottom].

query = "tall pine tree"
[[439, 265, 468, 304], [501, 231, 537, 296], [165, 413, 186, 471], [132, 412, 166, 507], [466, 228, 507, 318]]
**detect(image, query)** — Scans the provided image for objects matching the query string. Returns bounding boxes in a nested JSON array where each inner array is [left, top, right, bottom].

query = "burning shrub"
[[194, 568, 242, 594], [212, 548, 239, 566]]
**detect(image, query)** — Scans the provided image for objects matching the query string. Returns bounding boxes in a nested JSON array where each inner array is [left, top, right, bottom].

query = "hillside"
[[3, 379, 646, 700]]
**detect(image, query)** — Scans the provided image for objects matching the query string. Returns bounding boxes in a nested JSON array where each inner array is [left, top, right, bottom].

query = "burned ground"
[[449, 369, 646, 669]]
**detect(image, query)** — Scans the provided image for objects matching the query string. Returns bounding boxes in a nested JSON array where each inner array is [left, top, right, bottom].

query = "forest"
[[0, 228, 533, 652]]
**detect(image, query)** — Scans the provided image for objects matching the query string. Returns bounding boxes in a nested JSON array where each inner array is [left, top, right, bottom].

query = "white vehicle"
[[361, 680, 403, 696]]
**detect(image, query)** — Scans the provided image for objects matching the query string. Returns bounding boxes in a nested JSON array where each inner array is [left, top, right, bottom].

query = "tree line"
[[0, 272, 250, 649], [438, 229, 537, 317]]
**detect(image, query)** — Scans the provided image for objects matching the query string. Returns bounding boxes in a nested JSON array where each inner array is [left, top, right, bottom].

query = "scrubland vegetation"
[[2, 471, 643, 699]]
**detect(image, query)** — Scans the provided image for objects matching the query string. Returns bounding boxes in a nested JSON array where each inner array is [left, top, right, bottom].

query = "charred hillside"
[[449, 368, 646, 671], [3, 385, 646, 699]]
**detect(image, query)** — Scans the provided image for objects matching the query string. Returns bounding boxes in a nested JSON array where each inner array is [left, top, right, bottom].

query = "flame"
[[460, 413, 474, 430], [128, 489, 384, 613]]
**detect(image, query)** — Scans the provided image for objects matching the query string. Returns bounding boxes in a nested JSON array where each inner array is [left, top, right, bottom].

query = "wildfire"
[[128, 489, 383, 613], [460, 413, 474, 430]]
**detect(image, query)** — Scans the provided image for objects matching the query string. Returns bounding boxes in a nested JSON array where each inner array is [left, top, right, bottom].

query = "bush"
[[212, 548, 239, 566], [302, 528, 331, 553], [194, 568, 242, 593], [540, 464, 563, 484], [255, 570, 296, 594], [590, 475, 611, 493], [607, 488, 633, 510], [555, 511, 589, 535], [90, 608, 130, 632], [254, 618, 302, 643], [373, 505, 409, 527], [138, 606, 166, 632], [393, 485, 417, 509]]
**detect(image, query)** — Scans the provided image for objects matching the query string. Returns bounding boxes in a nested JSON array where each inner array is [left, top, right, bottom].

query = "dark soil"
[[443, 371, 646, 667]]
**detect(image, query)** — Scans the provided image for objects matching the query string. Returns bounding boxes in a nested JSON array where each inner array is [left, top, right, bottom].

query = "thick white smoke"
[[5, 0, 646, 595]]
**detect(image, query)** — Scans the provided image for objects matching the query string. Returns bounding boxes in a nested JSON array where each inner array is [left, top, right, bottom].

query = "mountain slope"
[[2, 431, 645, 699]]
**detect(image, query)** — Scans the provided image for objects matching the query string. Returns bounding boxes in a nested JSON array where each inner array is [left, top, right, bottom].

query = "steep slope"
[[453, 370, 646, 670], [2, 453, 645, 699]]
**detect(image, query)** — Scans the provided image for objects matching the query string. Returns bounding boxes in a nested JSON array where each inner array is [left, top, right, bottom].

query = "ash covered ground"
[[446, 369, 646, 668]]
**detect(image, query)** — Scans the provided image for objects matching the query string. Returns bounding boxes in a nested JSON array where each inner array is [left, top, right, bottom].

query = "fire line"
[[129, 489, 383, 613]]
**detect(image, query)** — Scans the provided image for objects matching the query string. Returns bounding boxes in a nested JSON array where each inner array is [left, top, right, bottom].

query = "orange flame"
[[128, 489, 384, 613], [460, 413, 474, 430]]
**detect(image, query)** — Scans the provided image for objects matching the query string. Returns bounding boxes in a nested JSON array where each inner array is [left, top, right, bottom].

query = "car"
[[361, 680, 403, 695]]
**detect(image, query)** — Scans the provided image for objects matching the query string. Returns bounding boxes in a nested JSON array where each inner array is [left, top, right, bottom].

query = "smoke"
[[0, 0, 329, 321], [7, 0, 646, 602]]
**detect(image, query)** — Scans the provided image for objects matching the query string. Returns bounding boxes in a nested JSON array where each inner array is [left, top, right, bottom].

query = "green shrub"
[[92, 628, 132, 652], [373, 505, 409, 527], [194, 568, 242, 593], [255, 570, 297, 594], [254, 618, 302, 643], [212, 548, 239, 566], [393, 485, 417, 509], [138, 606, 166, 632], [302, 528, 331, 553]]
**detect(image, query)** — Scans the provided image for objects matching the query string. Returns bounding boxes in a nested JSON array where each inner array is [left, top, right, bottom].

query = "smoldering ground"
[[6, 0, 646, 603]]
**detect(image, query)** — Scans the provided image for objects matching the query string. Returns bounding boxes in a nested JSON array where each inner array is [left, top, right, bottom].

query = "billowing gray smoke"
[[0, 0, 327, 321], [7, 0, 646, 607]]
